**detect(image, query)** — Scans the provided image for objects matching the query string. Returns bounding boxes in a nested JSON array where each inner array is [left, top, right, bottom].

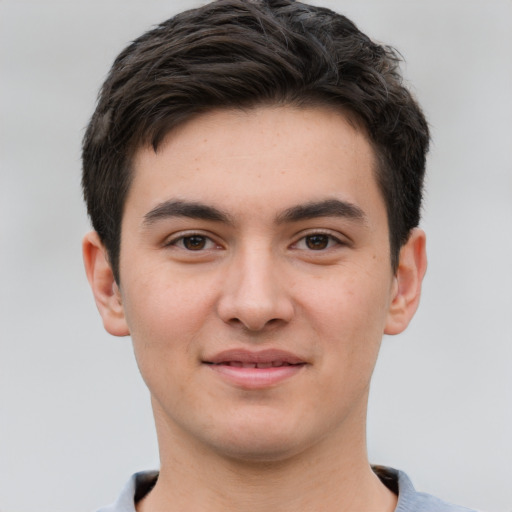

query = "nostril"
[[224, 316, 286, 332]]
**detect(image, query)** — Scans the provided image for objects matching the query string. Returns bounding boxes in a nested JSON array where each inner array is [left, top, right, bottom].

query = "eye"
[[169, 234, 218, 251], [304, 234, 330, 250], [293, 233, 343, 251]]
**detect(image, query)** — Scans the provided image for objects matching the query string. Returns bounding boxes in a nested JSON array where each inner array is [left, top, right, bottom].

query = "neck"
[[137, 401, 397, 512]]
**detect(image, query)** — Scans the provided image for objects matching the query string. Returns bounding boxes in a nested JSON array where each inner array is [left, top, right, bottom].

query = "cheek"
[[305, 267, 392, 328], [120, 274, 213, 371], [301, 267, 393, 371], [122, 263, 214, 331]]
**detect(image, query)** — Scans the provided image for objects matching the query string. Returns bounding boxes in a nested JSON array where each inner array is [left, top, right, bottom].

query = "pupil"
[[306, 234, 328, 250], [184, 236, 206, 250]]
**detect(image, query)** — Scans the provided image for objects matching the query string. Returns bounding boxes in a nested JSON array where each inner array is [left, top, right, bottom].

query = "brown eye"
[[305, 234, 330, 250], [183, 235, 207, 250]]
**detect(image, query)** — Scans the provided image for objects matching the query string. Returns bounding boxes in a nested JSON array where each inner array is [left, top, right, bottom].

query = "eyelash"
[[292, 231, 345, 251], [165, 231, 345, 252], [165, 232, 221, 251]]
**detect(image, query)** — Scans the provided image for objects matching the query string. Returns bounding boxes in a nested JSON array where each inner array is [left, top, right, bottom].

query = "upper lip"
[[204, 349, 306, 366]]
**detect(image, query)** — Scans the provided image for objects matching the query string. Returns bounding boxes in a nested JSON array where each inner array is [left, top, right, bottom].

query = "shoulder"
[[95, 471, 158, 512], [374, 466, 480, 512], [99, 467, 479, 512]]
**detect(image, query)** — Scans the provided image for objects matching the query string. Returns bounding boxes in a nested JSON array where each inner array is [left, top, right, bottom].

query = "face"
[[87, 106, 424, 462]]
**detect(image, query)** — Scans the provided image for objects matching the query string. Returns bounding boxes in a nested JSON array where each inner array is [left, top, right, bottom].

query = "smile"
[[203, 349, 307, 389], [213, 361, 299, 368]]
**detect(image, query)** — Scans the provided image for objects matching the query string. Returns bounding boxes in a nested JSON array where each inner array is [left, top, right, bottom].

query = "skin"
[[83, 106, 427, 512]]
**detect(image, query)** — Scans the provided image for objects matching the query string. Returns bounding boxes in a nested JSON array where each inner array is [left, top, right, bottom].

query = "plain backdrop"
[[1, 1, 511, 511]]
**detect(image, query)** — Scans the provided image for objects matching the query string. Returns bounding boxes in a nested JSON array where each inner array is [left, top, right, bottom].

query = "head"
[[82, 0, 429, 283], [82, 0, 429, 464]]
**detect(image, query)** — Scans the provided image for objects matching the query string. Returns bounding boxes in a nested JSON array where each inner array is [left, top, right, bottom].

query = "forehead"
[[126, 106, 384, 224]]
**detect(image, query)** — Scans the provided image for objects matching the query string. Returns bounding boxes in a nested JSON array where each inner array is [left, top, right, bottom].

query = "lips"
[[219, 361, 297, 368], [204, 348, 305, 366], [203, 349, 306, 389]]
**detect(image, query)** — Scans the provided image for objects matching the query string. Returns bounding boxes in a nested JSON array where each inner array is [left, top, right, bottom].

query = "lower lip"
[[206, 364, 305, 389]]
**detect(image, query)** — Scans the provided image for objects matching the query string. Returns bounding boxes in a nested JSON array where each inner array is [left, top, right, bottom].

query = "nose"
[[216, 245, 294, 332]]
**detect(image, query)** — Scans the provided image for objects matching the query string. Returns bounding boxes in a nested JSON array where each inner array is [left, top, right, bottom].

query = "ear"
[[384, 228, 427, 335], [82, 231, 130, 337]]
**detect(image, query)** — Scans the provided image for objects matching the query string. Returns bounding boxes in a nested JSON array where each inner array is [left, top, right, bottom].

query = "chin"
[[204, 418, 316, 464], [212, 438, 306, 465]]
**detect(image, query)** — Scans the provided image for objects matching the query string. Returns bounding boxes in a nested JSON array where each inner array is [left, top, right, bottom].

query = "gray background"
[[1, 1, 511, 511]]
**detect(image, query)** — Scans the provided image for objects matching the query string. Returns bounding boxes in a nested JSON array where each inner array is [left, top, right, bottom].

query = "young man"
[[82, 1, 476, 511]]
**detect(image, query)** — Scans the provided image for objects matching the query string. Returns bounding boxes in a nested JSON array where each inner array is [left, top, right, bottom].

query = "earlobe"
[[384, 228, 427, 335], [82, 231, 130, 337]]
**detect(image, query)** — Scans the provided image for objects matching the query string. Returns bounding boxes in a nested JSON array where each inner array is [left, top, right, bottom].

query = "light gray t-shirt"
[[96, 466, 478, 512]]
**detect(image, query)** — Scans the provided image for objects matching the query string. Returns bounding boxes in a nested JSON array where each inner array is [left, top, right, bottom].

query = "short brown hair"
[[82, 0, 429, 282]]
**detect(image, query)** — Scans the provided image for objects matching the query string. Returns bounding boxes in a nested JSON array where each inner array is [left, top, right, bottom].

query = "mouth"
[[203, 349, 307, 389], [211, 360, 301, 369]]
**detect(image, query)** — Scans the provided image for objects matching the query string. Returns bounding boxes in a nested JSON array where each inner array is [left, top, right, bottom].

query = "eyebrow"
[[275, 199, 367, 224], [142, 198, 367, 228], [143, 200, 233, 227]]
